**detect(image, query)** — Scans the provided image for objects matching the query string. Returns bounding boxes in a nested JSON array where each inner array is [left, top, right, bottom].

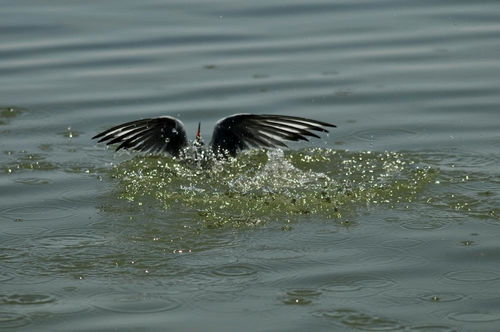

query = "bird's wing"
[[210, 114, 336, 157], [92, 116, 188, 157]]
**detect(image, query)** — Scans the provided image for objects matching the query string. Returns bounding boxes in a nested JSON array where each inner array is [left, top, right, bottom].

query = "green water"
[[110, 149, 436, 227], [2, 0, 500, 331]]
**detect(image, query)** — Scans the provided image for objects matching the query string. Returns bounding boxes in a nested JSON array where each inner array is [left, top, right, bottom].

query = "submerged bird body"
[[92, 114, 335, 158]]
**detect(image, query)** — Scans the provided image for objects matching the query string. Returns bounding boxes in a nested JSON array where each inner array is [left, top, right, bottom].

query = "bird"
[[92, 113, 335, 158]]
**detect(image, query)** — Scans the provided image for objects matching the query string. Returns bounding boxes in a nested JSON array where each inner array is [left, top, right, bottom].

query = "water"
[[1, 0, 500, 331]]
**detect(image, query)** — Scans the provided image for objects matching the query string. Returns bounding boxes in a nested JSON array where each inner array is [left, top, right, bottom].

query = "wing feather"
[[210, 114, 335, 157], [93, 119, 150, 141], [106, 125, 151, 145], [92, 116, 188, 157]]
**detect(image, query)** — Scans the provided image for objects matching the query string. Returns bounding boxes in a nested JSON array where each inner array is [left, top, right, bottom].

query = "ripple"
[[57, 127, 81, 138], [321, 275, 395, 297], [212, 264, 259, 277], [380, 238, 424, 248], [191, 290, 242, 309], [420, 151, 498, 169], [0, 294, 55, 305], [193, 290, 271, 314], [177, 262, 262, 294], [354, 247, 428, 268], [2, 225, 49, 236], [24, 290, 91, 315], [444, 270, 500, 282], [449, 311, 500, 322], [286, 289, 322, 297], [0, 273, 14, 283], [322, 282, 362, 293], [454, 177, 500, 193], [282, 297, 312, 305], [352, 128, 418, 142], [316, 308, 404, 331], [0, 205, 76, 222], [33, 234, 108, 250], [408, 325, 458, 332], [418, 292, 465, 303], [381, 288, 431, 305], [0, 247, 24, 261], [8, 232, 112, 278], [91, 292, 181, 313], [0, 107, 22, 118], [291, 228, 353, 246], [0, 107, 23, 126], [14, 177, 52, 185], [450, 153, 499, 169], [244, 247, 305, 260], [400, 218, 450, 231], [184, 269, 254, 294], [2, 152, 58, 173], [58, 183, 101, 205], [172, 249, 236, 269], [281, 289, 322, 306], [2, 272, 56, 285], [320, 247, 396, 266], [0, 311, 30, 328], [491, 137, 500, 149], [356, 278, 396, 289]]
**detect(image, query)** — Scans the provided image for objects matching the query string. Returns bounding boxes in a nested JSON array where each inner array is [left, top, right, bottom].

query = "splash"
[[110, 148, 436, 228], [0, 107, 22, 126]]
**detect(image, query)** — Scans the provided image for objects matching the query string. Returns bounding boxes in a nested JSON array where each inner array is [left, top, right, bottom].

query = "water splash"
[[0, 107, 23, 126], [109, 148, 436, 227]]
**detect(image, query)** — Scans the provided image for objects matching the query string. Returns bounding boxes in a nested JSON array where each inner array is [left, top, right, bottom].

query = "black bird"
[[92, 114, 335, 158]]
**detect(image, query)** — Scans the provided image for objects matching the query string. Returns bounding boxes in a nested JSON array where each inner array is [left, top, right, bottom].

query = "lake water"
[[1, 0, 500, 331]]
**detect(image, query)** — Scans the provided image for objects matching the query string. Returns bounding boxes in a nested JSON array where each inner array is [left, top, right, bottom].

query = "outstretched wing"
[[92, 116, 188, 157], [210, 114, 335, 157]]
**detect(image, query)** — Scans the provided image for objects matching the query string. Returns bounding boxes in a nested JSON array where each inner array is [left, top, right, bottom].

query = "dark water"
[[1, 1, 500, 331]]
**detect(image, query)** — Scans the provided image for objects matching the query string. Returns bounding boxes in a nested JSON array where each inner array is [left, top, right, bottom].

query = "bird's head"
[[194, 122, 204, 147]]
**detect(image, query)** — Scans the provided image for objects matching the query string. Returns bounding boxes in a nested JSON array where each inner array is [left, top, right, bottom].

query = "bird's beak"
[[196, 122, 201, 140]]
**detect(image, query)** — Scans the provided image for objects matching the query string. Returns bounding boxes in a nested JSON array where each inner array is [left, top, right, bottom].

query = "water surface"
[[1, 0, 500, 331]]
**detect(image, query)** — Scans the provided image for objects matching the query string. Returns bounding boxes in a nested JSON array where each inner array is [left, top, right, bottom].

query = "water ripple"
[[211, 264, 260, 277], [91, 292, 181, 314], [0, 247, 25, 262], [2, 225, 49, 237], [0, 205, 76, 222], [352, 128, 419, 143], [381, 288, 465, 306], [243, 246, 305, 261], [418, 292, 465, 303], [380, 238, 424, 248], [408, 325, 458, 332], [0, 294, 56, 305], [0, 311, 31, 328], [321, 275, 396, 298], [0, 273, 15, 283], [14, 177, 52, 185], [281, 288, 322, 306], [444, 270, 500, 283], [32, 234, 108, 250], [449, 311, 500, 323], [314, 308, 404, 331], [1, 0, 500, 329]]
